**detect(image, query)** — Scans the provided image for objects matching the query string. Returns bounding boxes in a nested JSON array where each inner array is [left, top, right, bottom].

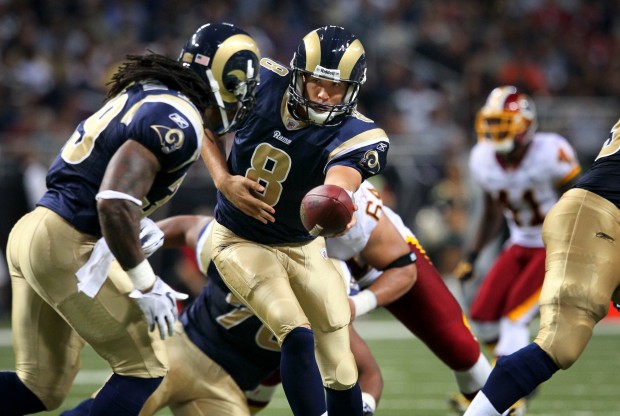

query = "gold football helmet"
[[288, 25, 367, 126], [475, 85, 537, 154], [179, 23, 260, 134]]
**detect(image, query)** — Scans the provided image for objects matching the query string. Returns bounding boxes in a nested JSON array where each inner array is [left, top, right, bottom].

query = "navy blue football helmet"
[[179, 23, 260, 134], [288, 25, 367, 126]]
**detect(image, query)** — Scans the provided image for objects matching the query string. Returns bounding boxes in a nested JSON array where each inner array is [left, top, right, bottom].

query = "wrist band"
[[352, 289, 378, 318], [96, 190, 142, 207], [126, 259, 156, 291]]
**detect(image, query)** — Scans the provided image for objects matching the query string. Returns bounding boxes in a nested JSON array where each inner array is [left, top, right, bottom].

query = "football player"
[[454, 86, 581, 412], [463, 122, 620, 414], [242, 179, 493, 415], [201, 25, 389, 415], [328, 180, 494, 415], [0, 23, 260, 416], [61, 215, 383, 416]]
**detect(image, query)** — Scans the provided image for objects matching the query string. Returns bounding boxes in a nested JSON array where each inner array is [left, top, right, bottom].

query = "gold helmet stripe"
[[302, 31, 321, 73], [211, 34, 260, 104], [339, 39, 364, 81]]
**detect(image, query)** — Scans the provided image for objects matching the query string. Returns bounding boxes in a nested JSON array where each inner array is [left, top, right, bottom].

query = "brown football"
[[300, 184, 354, 237]]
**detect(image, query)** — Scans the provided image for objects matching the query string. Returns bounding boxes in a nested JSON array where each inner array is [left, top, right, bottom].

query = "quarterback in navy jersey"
[[202, 26, 389, 416], [216, 56, 388, 243], [0, 23, 261, 416], [464, 118, 620, 415]]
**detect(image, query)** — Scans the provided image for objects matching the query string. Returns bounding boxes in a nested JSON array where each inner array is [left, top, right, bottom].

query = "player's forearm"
[[98, 198, 145, 269], [325, 165, 362, 193], [201, 130, 230, 189], [367, 264, 416, 306]]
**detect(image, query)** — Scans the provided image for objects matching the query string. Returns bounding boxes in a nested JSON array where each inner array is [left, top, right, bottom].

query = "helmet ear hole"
[[179, 22, 261, 134]]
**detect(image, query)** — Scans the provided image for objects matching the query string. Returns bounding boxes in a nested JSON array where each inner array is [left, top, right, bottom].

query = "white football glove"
[[139, 217, 164, 258], [129, 277, 188, 340]]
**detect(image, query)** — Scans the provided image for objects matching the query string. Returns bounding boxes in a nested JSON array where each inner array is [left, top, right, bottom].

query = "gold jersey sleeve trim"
[[327, 128, 388, 163]]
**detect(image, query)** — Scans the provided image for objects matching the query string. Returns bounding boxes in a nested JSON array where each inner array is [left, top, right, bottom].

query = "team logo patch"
[[358, 149, 380, 174], [285, 117, 300, 129], [320, 247, 328, 260], [151, 125, 185, 154], [273, 130, 291, 145]]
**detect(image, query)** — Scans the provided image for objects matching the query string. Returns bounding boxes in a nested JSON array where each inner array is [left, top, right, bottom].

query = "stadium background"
[[0, 0, 619, 414]]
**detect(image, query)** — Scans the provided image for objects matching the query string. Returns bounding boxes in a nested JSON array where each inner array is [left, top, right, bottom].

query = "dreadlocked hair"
[[106, 52, 214, 114]]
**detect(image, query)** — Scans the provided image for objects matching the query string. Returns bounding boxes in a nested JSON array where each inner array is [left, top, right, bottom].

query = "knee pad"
[[264, 297, 310, 345], [315, 328, 358, 390], [16, 370, 74, 410], [536, 304, 595, 370]]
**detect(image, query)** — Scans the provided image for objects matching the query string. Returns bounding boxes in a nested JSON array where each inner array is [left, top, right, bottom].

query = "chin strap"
[[205, 69, 230, 134]]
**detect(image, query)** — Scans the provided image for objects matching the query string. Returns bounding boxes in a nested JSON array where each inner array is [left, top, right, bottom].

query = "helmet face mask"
[[288, 26, 366, 126], [179, 22, 260, 134], [476, 85, 537, 154]]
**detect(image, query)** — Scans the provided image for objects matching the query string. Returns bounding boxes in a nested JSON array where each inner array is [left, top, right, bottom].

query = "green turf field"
[[1, 310, 619, 415]]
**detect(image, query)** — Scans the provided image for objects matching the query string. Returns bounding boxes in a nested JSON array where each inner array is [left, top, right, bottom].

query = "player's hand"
[[129, 277, 189, 340], [220, 175, 276, 224], [453, 252, 478, 281], [139, 217, 164, 258], [330, 202, 357, 238]]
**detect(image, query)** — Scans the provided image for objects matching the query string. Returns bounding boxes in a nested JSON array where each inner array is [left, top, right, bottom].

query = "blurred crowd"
[[1, 0, 620, 314]]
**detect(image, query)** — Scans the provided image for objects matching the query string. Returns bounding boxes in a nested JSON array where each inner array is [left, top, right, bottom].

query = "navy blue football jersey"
[[181, 262, 281, 391], [215, 58, 390, 244], [38, 82, 203, 236], [575, 119, 620, 207]]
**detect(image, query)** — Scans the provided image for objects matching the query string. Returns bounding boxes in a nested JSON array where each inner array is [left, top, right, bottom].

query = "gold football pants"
[[7, 207, 167, 409], [210, 220, 358, 390], [536, 188, 620, 369]]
